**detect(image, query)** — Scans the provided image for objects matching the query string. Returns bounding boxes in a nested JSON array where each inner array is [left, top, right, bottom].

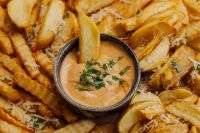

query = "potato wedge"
[[130, 21, 176, 49], [11, 33, 40, 78], [37, 0, 65, 49], [166, 102, 200, 128], [148, 123, 189, 133], [0, 29, 14, 55], [135, 36, 161, 60], [75, 0, 116, 14], [172, 21, 200, 47], [97, 15, 126, 37], [148, 45, 195, 90], [140, 37, 170, 72], [54, 119, 96, 133], [189, 37, 200, 50], [7, 0, 37, 28], [0, 119, 31, 133], [130, 92, 161, 105], [91, 123, 115, 133], [118, 101, 159, 133], [78, 12, 100, 63], [184, 0, 200, 14], [33, 51, 54, 77]]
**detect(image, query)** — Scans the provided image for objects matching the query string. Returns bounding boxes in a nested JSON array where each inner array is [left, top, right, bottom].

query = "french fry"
[[33, 51, 54, 77], [0, 119, 31, 133], [148, 45, 195, 90], [7, 0, 37, 28], [35, 73, 52, 90], [130, 92, 161, 105], [118, 101, 159, 133], [135, 35, 161, 60], [0, 6, 5, 28], [0, 53, 26, 75], [0, 81, 23, 102], [78, 12, 100, 63], [90, 0, 152, 23], [130, 21, 176, 49], [38, 0, 52, 24], [14, 72, 77, 123], [189, 37, 200, 50], [2, 11, 16, 34], [0, 0, 8, 7], [139, 37, 170, 72], [184, 74, 200, 96], [91, 123, 115, 133], [190, 126, 200, 133], [0, 109, 33, 132], [0, 29, 14, 55], [27, 1, 40, 28], [37, 0, 65, 49], [0, 65, 14, 86], [11, 33, 40, 78], [148, 123, 189, 133], [129, 122, 142, 133], [183, 0, 200, 14], [75, 0, 116, 14], [97, 15, 127, 37], [166, 102, 200, 128], [54, 119, 96, 133]]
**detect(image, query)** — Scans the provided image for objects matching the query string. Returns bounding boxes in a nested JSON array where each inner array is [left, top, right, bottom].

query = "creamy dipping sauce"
[[60, 41, 135, 108]]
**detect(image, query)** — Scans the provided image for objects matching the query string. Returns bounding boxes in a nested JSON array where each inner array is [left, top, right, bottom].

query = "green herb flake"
[[79, 88, 94, 91], [112, 75, 124, 84], [193, 65, 200, 70], [5, 108, 13, 113], [117, 56, 124, 61], [108, 60, 116, 68], [119, 66, 131, 75], [171, 60, 181, 72]]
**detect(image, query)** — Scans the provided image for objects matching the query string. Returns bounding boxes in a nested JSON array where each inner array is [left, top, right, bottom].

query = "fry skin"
[[35, 73, 52, 90], [0, 65, 14, 86], [14, 72, 77, 123], [0, 6, 5, 28], [33, 51, 54, 77], [0, 29, 14, 55], [10, 33, 40, 78]]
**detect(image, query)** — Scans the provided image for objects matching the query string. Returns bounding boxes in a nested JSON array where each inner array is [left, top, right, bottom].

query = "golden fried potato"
[[37, 0, 65, 49], [98, 15, 126, 37], [35, 73, 52, 89], [33, 51, 54, 77], [191, 126, 200, 133], [14, 72, 77, 123], [0, 6, 5, 29], [7, 0, 37, 28], [11, 33, 40, 78], [140, 37, 170, 72], [166, 102, 200, 128], [54, 119, 96, 133], [0, 81, 23, 102], [2, 11, 16, 34], [0, 65, 14, 86], [38, 0, 52, 24], [130, 92, 161, 105], [0, 119, 31, 133], [75, 0, 116, 14], [130, 21, 176, 49], [135, 36, 160, 61], [148, 45, 195, 90], [27, 1, 40, 27], [148, 123, 189, 133], [129, 122, 142, 133], [189, 37, 200, 50], [0, 0, 8, 7], [118, 101, 159, 133], [0, 53, 26, 75], [67, 0, 75, 11], [184, 73, 200, 96], [183, 0, 200, 14], [91, 123, 115, 133], [0, 109, 33, 132], [0, 29, 14, 55], [78, 12, 100, 63]]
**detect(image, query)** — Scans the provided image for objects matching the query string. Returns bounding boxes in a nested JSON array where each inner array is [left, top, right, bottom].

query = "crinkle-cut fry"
[[10, 33, 40, 78], [33, 51, 54, 77], [0, 108, 34, 132], [0, 29, 14, 55], [0, 119, 31, 133], [14, 72, 77, 123], [148, 45, 195, 90], [75, 0, 116, 15], [0, 6, 5, 28], [90, 0, 152, 23], [0, 81, 23, 102], [0, 95, 33, 126], [172, 21, 200, 48], [35, 73, 52, 90], [166, 102, 200, 128], [54, 119, 96, 133], [0, 53, 26, 75], [0, 65, 14, 86]]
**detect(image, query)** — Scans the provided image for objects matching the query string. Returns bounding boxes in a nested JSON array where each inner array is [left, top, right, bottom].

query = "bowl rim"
[[54, 33, 141, 112]]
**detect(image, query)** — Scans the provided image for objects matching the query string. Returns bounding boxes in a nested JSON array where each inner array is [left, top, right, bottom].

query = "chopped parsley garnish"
[[79, 56, 126, 91], [193, 65, 200, 70], [119, 66, 131, 75], [112, 75, 124, 84], [33, 117, 44, 128], [171, 60, 181, 72]]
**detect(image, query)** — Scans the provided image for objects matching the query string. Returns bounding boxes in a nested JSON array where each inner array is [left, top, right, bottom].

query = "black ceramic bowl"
[[54, 34, 140, 117]]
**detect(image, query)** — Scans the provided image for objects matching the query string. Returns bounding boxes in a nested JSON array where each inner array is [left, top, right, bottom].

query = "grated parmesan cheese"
[[172, 29, 187, 46], [140, 120, 158, 132]]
